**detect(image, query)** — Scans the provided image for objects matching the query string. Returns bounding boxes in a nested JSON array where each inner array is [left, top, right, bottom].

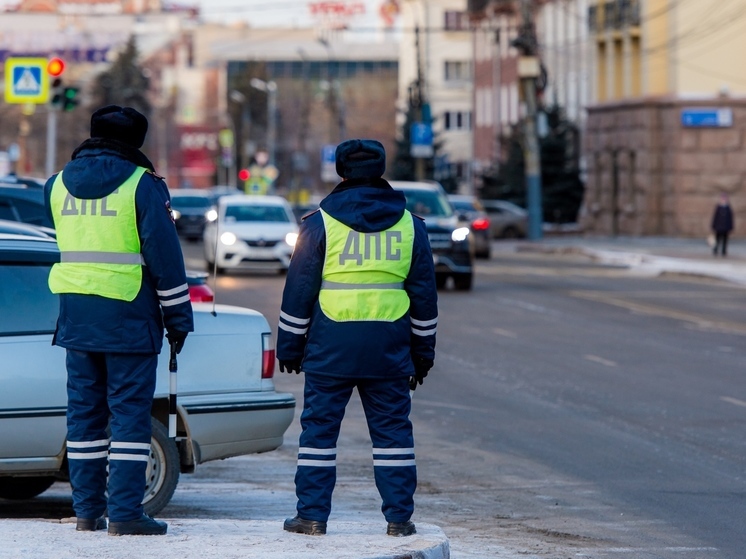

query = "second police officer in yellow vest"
[[277, 139, 438, 537]]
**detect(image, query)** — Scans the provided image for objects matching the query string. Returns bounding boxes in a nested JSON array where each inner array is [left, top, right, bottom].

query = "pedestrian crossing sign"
[[4, 58, 49, 104]]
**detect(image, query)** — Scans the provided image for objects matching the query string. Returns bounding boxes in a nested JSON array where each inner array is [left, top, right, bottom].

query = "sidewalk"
[[0, 519, 450, 559], [518, 235, 746, 286]]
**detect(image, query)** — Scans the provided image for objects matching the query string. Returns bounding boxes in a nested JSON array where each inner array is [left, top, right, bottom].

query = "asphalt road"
[[4, 240, 746, 559]]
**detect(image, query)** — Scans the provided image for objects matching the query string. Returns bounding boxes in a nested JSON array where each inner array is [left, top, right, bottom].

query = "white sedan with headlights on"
[[203, 195, 299, 274]]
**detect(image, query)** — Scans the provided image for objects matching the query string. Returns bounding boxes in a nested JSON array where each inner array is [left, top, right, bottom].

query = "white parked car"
[[203, 195, 299, 274], [0, 233, 295, 514]]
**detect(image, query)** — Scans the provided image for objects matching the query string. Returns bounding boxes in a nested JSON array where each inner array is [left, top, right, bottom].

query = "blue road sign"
[[321, 144, 337, 182], [410, 122, 433, 158], [681, 108, 733, 128], [4, 57, 49, 104]]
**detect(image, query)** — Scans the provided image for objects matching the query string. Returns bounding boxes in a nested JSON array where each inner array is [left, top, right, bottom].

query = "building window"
[[444, 60, 472, 82], [443, 110, 472, 131], [444, 10, 469, 31]]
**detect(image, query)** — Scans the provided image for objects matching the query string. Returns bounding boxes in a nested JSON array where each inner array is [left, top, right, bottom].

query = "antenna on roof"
[[210, 198, 221, 317]]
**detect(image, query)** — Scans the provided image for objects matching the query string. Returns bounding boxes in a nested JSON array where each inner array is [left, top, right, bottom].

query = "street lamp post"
[[250, 78, 278, 166]]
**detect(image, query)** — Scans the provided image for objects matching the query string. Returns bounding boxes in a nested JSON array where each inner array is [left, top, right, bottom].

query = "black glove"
[[166, 330, 188, 354], [279, 358, 303, 374], [409, 356, 433, 391]]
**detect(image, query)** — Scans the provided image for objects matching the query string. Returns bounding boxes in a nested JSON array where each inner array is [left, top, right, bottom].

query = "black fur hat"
[[90, 105, 148, 149], [336, 139, 386, 179]]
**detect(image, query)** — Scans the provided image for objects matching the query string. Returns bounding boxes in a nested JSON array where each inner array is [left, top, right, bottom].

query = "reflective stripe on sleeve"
[[280, 311, 310, 325], [160, 293, 191, 307], [410, 317, 438, 327], [279, 321, 308, 335], [157, 283, 189, 297], [412, 327, 437, 337]]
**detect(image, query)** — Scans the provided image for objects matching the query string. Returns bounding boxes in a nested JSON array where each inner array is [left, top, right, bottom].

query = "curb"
[[0, 519, 450, 559]]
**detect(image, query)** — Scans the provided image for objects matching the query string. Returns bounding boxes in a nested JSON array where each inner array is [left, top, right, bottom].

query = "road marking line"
[[721, 396, 746, 408], [570, 290, 746, 335], [492, 327, 517, 338], [584, 354, 617, 367]]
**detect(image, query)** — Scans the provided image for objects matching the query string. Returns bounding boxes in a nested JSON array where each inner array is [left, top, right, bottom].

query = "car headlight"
[[451, 227, 470, 242], [172, 209, 181, 220], [285, 232, 299, 247], [220, 231, 237, 246], [205, 208, 218, 222]]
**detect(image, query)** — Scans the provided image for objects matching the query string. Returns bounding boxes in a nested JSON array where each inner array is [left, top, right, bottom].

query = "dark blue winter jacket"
[[277, 177, 438, 378], [44, 142, 194, 354]]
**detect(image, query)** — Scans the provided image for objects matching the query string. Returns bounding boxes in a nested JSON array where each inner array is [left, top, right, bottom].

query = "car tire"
[[453, 273, 473, 291], [142, 417, 180, 517], [0, 476, 56, 500], [435, 273, 448, 290]]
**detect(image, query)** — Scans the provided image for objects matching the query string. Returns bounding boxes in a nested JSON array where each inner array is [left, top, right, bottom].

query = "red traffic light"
[[47, 57, 65, 77], [238, 169, 251, 181]]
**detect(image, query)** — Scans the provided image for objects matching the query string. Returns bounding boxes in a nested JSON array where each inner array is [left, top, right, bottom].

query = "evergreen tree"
[[90, 36, 151, 117], [480, 105, 584, 223], [390, 86, 457, 192]]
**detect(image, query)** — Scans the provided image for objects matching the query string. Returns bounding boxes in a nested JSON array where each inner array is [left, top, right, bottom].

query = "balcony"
[[588, 0, 640, 33]]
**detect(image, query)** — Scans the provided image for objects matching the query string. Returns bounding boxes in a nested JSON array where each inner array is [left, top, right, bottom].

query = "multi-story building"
[[468, 0, 589, 192], [399, 0, 474, 192], [585, 0, 746, 236]]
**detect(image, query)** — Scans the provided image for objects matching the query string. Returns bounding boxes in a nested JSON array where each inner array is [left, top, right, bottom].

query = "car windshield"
[[225, 205, 291, 223], [450, 199, 477, 212], [401, 190, 454, 217], [172, 196, 212, 209]]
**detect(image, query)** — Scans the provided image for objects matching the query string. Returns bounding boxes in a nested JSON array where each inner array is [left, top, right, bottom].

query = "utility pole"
[[513, 0, 544, 240], [413, 25, 427, 181]]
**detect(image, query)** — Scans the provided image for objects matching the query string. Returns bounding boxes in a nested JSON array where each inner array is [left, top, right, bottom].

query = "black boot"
[[387, 520, 416, 537], [76, 516, 107, 531], [108, 514, 167, 536], [283, 516, 327, 535]]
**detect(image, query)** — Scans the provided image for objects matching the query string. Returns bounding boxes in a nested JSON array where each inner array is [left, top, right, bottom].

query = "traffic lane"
[[427, 254, 746, 557]]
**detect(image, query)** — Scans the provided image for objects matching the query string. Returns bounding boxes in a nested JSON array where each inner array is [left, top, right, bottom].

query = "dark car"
[[0, 184, 52, 228], [447, 194, 492, 259], [390, 181, 474, 291], [169, 189, 216, 241], [0, 174, 46, 188], [480, 199, 528, 239]]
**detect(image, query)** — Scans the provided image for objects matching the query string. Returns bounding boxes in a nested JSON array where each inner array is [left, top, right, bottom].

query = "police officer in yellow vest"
[[44, 106, 194, 536], [277, 139, 438, 537]]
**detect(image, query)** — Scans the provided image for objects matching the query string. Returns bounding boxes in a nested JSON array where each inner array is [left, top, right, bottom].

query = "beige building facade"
[[584, 0, 746, 236]]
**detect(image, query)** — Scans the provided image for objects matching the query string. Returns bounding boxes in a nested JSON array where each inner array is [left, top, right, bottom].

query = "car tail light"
[[472, 217, 490, 231], [262, 333, 275, 379], [188, 283, 214, 303]]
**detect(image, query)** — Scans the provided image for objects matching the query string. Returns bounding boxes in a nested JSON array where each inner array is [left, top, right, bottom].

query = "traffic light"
[[47, 57, 65, 77], [238, 169, 251, 181], [50, 78, 64, 108], [62, 87, 79, 111]]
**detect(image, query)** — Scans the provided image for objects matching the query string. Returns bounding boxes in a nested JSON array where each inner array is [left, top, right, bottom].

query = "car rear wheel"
[[0, 476, 56, 500], [453, 273, 473, 291], [142, 418, 180, 516]]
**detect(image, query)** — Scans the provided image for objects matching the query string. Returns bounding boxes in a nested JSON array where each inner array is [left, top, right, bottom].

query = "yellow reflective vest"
[[48, 167, 146, 302], [319, 209, 414, 322]]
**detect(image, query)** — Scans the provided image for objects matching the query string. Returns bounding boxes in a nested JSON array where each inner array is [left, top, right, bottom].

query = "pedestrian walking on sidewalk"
[[711, 193, 734, 256], [276, 139, 438, 537], [44, 105, 194, 536]]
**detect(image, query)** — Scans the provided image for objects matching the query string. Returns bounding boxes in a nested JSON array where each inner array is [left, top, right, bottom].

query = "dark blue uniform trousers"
[[295, 374, 416, 523], [65, 350, 157, 522]]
